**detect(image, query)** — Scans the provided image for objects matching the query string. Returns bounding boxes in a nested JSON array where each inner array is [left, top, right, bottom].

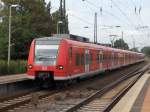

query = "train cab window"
[[34, 44, 58, 65], [76, 53, 80, 66]]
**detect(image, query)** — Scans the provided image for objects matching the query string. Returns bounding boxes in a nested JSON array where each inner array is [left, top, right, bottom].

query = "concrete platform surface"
[[0, 74, 28, 84], [111, 73, 150, 112], [140, 76, 150, 112]]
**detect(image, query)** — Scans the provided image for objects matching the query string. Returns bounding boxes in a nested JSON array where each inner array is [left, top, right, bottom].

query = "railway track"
[[0, 90, 60, 112], [66, 64, 149, 112], [0, 62, 148, 112]]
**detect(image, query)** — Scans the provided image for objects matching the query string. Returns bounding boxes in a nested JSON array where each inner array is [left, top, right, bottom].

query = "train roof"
[[36, 34, 89, 42], [35, 34, 143, 55], [63, 37, 143, 55]]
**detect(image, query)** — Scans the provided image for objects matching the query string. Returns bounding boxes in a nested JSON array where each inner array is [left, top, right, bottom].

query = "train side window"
[[69, 47, 72, 58], [103, 53, 106, 61], [85, 53, 89, 64], [112, 52, 114, 61], [90, 54, 93, 64], [81, 54, 84, 65], [97, 54, 99, 64], [101, 53, 103, 61], [99, 52, 103, 62], [76, 53, 80, 66], [108, 54, 110, 61], [69, 47, 72, 64], [105, 53, 108, 61]]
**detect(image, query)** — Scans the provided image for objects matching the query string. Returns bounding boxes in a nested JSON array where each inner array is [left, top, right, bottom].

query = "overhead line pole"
[[122, 31, 124, 49], [63, 0, 67, 33], [60, 0, 63, 19], [63, 0, 66, 17], [59, 0, 63, 34], [59, 0, 67, 34], [94, 12, 97, 43]]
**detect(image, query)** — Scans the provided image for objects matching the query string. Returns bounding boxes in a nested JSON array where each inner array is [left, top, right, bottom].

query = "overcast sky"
[[47, 0, 150, 49]]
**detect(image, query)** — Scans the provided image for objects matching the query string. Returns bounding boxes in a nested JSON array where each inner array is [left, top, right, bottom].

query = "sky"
[[45, 0, 149, 49], [0, 0, 149, 49]]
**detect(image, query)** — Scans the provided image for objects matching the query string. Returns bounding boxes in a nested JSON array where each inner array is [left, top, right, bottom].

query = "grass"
[[0, 60, 27, 76]]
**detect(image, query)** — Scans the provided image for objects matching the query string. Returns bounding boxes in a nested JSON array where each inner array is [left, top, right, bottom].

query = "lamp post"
[[57, 21, 63, 34], [7, 4, 19, 67]]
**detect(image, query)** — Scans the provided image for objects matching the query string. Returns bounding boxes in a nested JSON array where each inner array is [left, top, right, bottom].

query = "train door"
[[111, 51, 114, 68], [85, 49, 89, 72], [117, 53, 120, 66], [124, 53, 126, 65], [103, 51, 107, 70], [99, 50, 103, 70]]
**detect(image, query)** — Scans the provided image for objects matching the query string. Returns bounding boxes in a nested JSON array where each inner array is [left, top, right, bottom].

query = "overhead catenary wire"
[[111, 0, 147, 39], [68, 13, 93, 26], [82, 0, 131, 26], [111, 0, 137, 30], [79, 0, 145, 32], [69, 0, 149, 45], [68, 10, 123, 30], [81, 0, 146, 38], [80, 0, 136, 43], [112, 0, 144, 36], [84, 0, 145, 32], [83, 0, 149, 47]]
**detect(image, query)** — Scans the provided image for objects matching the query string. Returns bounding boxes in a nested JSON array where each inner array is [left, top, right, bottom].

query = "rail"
[[66, 64, 149, 112]]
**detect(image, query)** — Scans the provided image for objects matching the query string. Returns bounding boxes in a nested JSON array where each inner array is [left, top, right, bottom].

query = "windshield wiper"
[[36, 55, 56, 60]]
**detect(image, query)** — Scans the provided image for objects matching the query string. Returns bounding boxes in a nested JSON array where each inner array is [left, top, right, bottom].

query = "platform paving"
[[0, 74, 28, 84], [140, 77, 150, 112], [110, 73, 150, 112]]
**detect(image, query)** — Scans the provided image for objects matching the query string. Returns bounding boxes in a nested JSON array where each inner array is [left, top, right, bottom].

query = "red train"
[[27, 34, 145, 81]]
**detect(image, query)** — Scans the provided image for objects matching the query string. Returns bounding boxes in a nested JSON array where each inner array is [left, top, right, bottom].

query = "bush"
[[0, 60, 27, 75]]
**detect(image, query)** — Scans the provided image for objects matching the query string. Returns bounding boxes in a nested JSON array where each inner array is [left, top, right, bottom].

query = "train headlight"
[[56, 65, 64, 70], [28, 64, 33, 69]]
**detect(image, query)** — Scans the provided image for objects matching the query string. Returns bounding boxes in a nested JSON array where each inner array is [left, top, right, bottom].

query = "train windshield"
[[34, 40, 59, 65]]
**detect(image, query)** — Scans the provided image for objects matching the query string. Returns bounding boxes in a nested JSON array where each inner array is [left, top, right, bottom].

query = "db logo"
[[42, 66, 47, 70]]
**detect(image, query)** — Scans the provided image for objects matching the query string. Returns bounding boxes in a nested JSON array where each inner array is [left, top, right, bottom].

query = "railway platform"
[[0, 74, 34, 98], [0, 74, 28, 85], [111, 71, 150, 112]]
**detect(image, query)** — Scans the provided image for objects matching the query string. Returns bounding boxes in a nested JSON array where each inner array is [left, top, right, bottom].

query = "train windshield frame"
[[34, 39, 60, 65]]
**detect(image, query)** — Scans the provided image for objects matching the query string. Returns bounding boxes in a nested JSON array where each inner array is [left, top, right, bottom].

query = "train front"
[[27, 37, 66, 81]]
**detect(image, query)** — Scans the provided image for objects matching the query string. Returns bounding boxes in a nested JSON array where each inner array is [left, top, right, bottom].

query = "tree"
[[0, 23, 8, 59], [114, 38, 129, 50], [130, 47, 139, 52], [51, 10, 69, 34], [51, 10, 60, 34], [0, 0, 52, 59], [141, 46, 150, 56], [0, 0, 69, 59]]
